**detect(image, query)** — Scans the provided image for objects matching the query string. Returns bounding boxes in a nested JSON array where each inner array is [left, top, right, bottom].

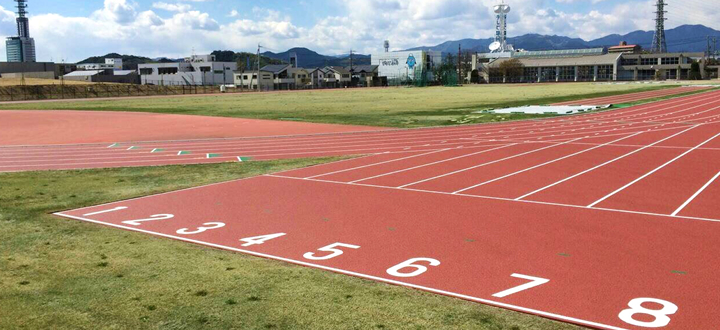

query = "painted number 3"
[[176, 222, 225, 235], [618, 298, 678, 328]]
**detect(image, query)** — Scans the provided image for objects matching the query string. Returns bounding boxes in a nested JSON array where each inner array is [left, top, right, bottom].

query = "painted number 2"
[[122, 214, 174, 226], [176, 222, 225, 235], [618, 298, 678, 328]]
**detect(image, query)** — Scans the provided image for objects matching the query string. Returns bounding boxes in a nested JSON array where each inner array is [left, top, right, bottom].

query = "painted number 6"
[[386, 258, 440, 278], [176, 222, 225, 235], [618, 298, 678, 328]]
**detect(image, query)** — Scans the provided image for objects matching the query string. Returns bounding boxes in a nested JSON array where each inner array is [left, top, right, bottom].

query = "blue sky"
[[0, 0, 717, 62]]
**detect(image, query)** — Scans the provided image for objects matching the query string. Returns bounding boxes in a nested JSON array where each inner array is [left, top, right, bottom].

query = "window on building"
[[558, 66, 575, 81], [640, 58, 657, 66], [139, 68, 153, 75], [621, 58, 638, 66], [214, 70, 223, 74], [597, 65, 614, 80], [661, 57, 679, 65], [158, 67, 178, 75], [342, 74, 350, 78], [540, 67, 556, 81], [577, 66, 593, 81], [199, 67, 211, 72]]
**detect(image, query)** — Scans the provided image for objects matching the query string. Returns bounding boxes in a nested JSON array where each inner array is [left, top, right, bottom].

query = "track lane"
[[56, 174, 720, 330]]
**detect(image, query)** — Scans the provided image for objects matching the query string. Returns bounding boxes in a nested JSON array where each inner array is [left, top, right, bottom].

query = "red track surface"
[[0, 110, 383, 145], [552, 86, 710, 106], [52, 89, 720, 329]]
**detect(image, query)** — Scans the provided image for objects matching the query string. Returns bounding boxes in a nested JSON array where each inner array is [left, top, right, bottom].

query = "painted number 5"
[[618, 298, 678, 328], [176, 222, 225, 235], [303, 243, 360, 261], [386, 258, 440, 278]]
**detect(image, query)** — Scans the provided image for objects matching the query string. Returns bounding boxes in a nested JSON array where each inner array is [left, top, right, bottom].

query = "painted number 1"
[[492, 274, 549, 298]]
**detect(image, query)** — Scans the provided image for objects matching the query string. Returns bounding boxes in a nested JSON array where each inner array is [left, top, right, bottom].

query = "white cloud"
[[152, 2, 192, 12], [0, 0, 717, 62]]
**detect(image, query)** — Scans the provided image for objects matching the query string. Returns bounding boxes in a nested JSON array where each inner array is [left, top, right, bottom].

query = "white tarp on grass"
[[478, 105, 610, 115]]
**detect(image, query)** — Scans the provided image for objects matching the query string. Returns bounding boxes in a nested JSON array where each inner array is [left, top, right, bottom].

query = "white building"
[[371, 50, 442, 82], [138, 55, 236, 86], [77, 58, 123, 71]]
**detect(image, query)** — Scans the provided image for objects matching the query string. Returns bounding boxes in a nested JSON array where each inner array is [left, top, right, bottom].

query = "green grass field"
[[0, 160, 582, 330], [0, 82, 687, 128]]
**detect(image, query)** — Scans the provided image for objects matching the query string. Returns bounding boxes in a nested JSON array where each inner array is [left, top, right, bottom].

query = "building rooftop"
[[64, 70, 102, 77], [260, 64, 291, 74], [349, 65, 379, 73], [514, 48, 606, 58], [489, 53, 621, 68]]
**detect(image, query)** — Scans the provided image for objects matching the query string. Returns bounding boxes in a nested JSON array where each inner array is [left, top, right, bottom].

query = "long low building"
[[475, 47, 708, 83], [138, 55, 236, 86]]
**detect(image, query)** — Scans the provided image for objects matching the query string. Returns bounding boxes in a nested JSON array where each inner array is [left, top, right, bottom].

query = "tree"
[[432, 54, 459, 86], [498, 58, 525, 82], [689, 61, 702, 80]]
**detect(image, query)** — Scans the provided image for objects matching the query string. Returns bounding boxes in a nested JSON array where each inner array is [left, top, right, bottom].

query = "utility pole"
[[458, 44, 462, 85], [709, 36, 719, 61], [349, 50, 354, 71], [250, 44, 262, 91]]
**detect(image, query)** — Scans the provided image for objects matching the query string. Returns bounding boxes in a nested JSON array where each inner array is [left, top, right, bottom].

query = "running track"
[[50, 89, 720, 329], [552, 86, 709, 106]]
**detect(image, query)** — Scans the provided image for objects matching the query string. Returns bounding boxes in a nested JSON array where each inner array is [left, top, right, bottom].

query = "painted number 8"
[[618, 298, 678, 328]]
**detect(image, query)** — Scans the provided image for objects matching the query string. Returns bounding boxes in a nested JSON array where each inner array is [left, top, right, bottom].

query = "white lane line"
[[351, 144, 518, 184], [306, 148, 451, 179], [671, 170, 720, 216], [126, 146, 136, 150], [107, 143, 118, 148], [83, 206, 128, 216], [267, 174, 720, 224], [398, 138, 582, 189], [237, 156, 244, 162], [452, 132, 642, 195], [53, 212, 631, 330], [151, 148, 159, 153], [516, 125, 703, 201], [588, 131, 720, 208]]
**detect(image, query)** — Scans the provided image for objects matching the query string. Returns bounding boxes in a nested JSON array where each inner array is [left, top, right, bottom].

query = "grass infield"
[[0, 82, 685, 128], [0, 159, 583, 330]]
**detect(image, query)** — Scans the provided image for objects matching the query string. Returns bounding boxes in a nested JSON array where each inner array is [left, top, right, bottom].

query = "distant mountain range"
[[407, 24, 720, 54], [79, 24, 720, 70], [261, 48, 370, 68]]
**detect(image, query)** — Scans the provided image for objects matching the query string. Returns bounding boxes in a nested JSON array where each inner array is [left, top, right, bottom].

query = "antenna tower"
[[490, 1, 512, 53], [650, 0, 668, 53]]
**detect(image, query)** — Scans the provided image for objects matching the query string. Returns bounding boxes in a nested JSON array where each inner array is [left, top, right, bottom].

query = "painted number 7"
[[492, 274, 549, 298]]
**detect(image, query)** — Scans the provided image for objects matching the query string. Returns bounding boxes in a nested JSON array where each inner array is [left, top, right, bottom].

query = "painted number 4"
[[619, 298, 678, 328], [239, 233, 287, 247]]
